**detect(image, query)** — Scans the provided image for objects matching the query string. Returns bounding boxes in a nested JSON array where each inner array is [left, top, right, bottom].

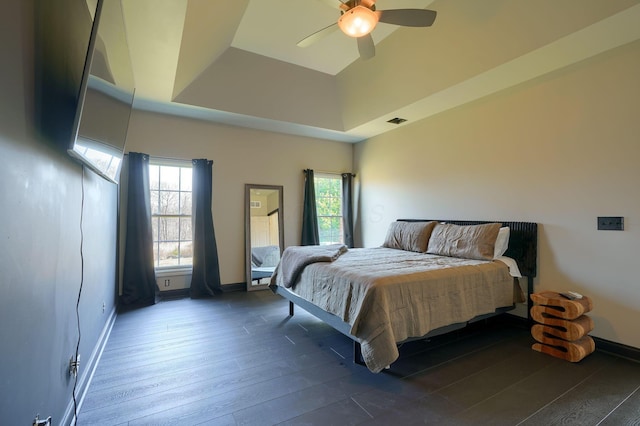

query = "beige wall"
[[354, 40, 640, 349], [125, 111, 353, 285]]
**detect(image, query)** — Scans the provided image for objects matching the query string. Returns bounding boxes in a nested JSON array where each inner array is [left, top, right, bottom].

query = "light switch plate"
[[597, 216, 624, 231]]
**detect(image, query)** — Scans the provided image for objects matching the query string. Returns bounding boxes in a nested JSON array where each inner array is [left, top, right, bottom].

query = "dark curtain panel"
[[342, 173, 355, 248], [301, 169, 319, 246], [190, 159, 223, 297], [121, 152, 157, 306]]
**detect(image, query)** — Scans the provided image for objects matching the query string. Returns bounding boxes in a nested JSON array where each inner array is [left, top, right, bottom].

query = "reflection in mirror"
[[67, 0, 135, 183], [245, 184, 284, 291]]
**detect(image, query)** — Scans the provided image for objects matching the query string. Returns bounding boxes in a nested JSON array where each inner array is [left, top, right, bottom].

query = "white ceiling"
[[111, 0, 640, 142]]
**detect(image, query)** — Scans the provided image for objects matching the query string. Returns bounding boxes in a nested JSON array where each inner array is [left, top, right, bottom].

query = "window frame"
[[314, 173, 344, 245], [148, 158, 193, 272]]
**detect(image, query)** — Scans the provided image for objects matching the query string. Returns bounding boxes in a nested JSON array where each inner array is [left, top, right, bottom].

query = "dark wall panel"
[[0, 0, 118, 423]]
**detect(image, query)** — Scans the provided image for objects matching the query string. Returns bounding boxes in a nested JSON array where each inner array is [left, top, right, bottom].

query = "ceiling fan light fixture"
[[338, 6, 379, 38]]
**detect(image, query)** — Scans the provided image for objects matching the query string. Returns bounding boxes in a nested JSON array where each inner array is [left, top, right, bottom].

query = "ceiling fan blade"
[[297, 23, 339, 47], [377, 9, 437, 27], [357, 34, 375, 60]]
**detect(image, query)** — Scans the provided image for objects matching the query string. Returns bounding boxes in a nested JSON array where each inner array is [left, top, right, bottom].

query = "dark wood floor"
[[78, 290, 640, 425]]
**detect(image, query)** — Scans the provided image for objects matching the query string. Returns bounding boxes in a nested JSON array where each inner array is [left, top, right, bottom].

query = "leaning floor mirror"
[[245, 184, 284, 291]]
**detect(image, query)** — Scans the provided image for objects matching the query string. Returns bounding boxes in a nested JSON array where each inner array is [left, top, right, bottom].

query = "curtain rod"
[[136, 154, 191, 162], [303, 169, 355, 177], [142, 154, 209, 165]]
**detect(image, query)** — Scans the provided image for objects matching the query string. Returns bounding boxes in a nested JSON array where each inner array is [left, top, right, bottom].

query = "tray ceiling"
[[113, 0, 640, 142]]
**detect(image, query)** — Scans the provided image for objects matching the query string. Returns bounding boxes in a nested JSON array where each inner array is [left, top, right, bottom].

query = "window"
[[149, 160, 193, 269], [314, 174, 343, 245]]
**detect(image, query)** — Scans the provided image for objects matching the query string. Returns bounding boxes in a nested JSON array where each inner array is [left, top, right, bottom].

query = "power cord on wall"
[[71, 165, 85, 425]]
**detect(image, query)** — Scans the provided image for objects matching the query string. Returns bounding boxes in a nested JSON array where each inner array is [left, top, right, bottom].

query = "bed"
[[269, 219, 537, 373], [250, 245, 280, 283]]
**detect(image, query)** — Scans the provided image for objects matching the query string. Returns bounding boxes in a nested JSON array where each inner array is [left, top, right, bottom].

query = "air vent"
[[387, 117, 407, 125], [250, 201, 261, 208]]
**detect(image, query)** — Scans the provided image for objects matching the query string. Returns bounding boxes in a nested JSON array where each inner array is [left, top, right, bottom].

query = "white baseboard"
[[60, 306, 117, 426]]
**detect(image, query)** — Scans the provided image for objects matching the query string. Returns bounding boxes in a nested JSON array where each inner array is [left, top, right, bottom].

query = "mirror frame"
[[245, 184, 284, 291]]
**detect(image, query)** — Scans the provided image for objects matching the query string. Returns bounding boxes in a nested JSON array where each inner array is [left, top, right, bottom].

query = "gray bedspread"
[[271, 247, 514, 373], [278, 244, 348, 288]]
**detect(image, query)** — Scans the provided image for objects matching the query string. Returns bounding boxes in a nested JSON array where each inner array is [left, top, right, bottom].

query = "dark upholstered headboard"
[[398, 219, 538, 278]]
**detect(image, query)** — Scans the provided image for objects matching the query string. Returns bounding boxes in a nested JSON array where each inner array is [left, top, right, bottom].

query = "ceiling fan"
[[297, 0, 437, 60]]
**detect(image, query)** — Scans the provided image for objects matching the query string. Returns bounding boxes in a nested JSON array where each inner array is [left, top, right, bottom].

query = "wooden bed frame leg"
[[289, 301, 294, 317]]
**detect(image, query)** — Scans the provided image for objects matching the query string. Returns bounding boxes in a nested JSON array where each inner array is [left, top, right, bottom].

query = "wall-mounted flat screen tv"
[[68, 0, 135, 184]]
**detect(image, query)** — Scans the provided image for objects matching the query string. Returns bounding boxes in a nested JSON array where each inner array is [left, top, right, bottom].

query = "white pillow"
[[493, 227, 510, 258]]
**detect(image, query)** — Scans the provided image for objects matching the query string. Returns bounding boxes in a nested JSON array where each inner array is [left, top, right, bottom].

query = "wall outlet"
[[69, 355, 80, 378], [597, 216, 624, 231], [33, 414, 52, 426]]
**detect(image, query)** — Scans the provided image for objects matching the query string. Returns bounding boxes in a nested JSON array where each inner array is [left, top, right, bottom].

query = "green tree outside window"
[[314, 175, 343, 245]]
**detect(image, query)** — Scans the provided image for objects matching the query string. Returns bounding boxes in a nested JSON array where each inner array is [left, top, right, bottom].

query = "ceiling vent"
[[387, 117, 407, 125]]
